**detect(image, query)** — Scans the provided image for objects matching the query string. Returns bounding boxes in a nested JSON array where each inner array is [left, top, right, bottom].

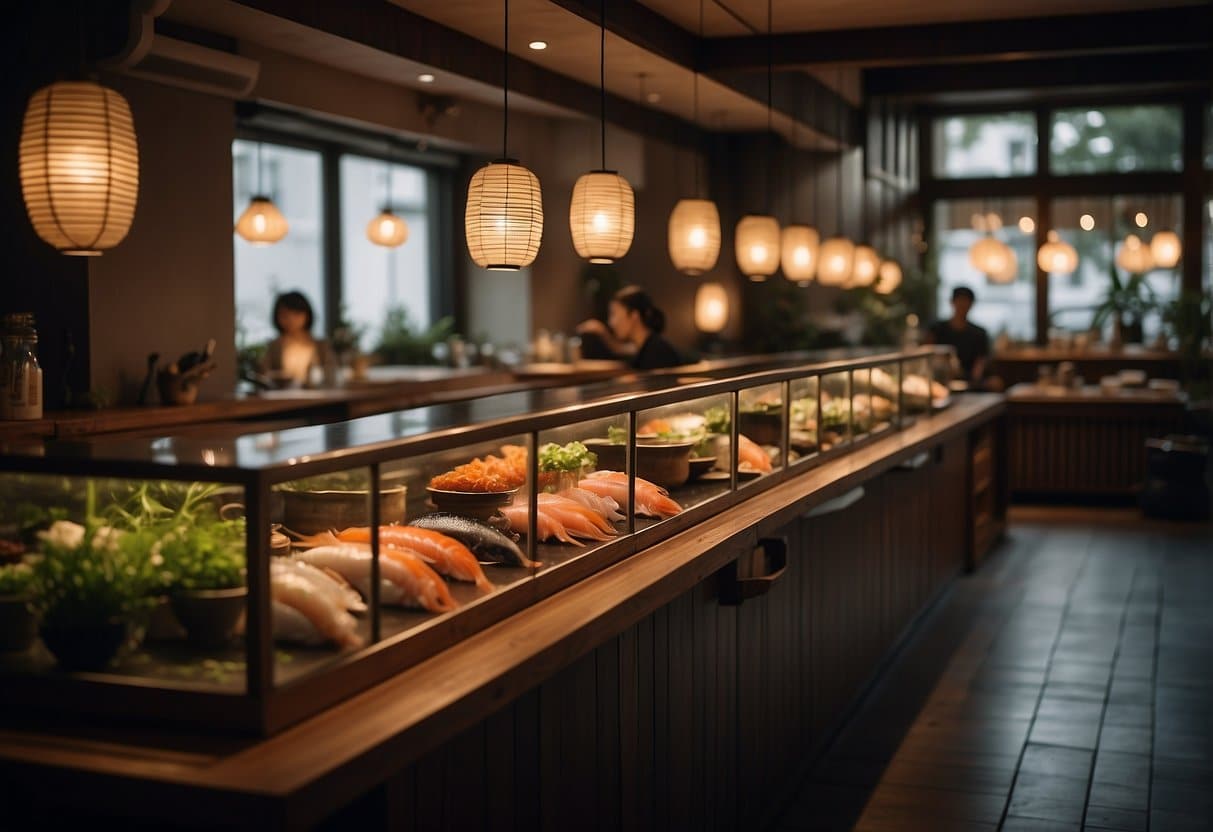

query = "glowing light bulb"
[[253, 213, 267, 234], [750, 244, 768, 264], [1018, 216, 1035, 233], [1080, 214, 1095, 231], [592, 212, 610, 232], [1135, 212, 1148, 228], [793, 248, 810, 267], [688, 226, 706, 248]]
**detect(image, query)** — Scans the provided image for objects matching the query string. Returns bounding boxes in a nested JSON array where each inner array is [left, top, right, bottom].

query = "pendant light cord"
[[256, 141, 264, 195], [693, 0, 702, 198], [765, 0, 772, 216], [600, 0, 606, 170], [502, 0, 509, 158], [835, 70, 843, 236]]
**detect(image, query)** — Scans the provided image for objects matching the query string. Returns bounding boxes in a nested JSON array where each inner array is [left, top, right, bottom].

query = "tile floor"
[[772, 507, 1213, 832]]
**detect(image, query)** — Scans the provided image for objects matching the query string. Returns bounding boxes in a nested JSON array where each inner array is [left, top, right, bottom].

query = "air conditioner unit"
[[104, 2, 259, 99]]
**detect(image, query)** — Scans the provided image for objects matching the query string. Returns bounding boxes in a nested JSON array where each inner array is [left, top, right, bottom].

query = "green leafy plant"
[[1162, 290, 1213, 398], [538, 441, 597, 473], [821, 399, 850, 431], [1089, 260, 1158, 342], [329, 305, 367, 360], [375, 307, 456, 365], [0, 562, 34, 597], [606, 425, 628, 445], [703, 406, 730, 435], [156, 518, 246, 592]]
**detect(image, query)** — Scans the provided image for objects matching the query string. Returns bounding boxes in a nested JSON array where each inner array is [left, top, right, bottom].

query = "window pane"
[[932, 198, 1036, 340], [1049, 106, 1181, 174], [1206, 103, 1213, 169], [340, 155, 432, 354], [1049, 195, 1181, 343], [233, 140, 325, 345], [931, 112, 1037, 178]]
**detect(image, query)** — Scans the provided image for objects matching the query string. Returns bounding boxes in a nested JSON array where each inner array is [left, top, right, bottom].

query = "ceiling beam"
[[702, 6, 1212, 70], [865, 48, 1213, 99]]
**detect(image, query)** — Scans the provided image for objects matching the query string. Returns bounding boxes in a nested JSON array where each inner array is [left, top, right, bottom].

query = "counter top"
[[994, 346, 1181, 361], [0, 393, 1004, 828], [1007, 382, 1187, 405]]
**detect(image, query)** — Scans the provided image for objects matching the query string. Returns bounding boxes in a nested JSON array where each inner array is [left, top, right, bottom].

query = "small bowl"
[[738, 410, 782, 447], [687, 456, 717, 482], [582, 438, 695, 489], [426, 487, 518, 521]]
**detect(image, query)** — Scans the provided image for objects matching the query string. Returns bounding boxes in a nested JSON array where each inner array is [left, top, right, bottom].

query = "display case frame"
[[0, 348, 948, 735]]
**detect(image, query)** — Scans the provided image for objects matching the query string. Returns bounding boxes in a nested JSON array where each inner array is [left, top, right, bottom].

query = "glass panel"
[[931, 112, 1036, 178], [339, 155, 433, 358], [872, 362, 900, 433], [1050, 106, 1182, 174], [634, 393, 733, 529], [233, 140, 326, 348], [535, 416, 629, 571], [789, 375, 819, 464], [0, 474, 247, 693], [820, 371, 851, 451], [1049, 195, 1182, 344], [932, 198, 1036, 342], [738, 382, 785, 486], [902, 356, 934, 418], [851, 368, 873, 440]]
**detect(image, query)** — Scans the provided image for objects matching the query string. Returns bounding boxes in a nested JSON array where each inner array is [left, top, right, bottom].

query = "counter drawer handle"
[[719, 537, 788, 606], [895, 451, 930, 471], [802, 486, 865, 519]]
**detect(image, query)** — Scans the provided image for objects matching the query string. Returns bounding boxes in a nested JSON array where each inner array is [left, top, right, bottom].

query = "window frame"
[[919, 90, 1210, 344]]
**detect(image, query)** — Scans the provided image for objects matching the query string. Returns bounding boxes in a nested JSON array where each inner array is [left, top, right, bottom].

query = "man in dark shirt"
[[926, 286, 989, 386]]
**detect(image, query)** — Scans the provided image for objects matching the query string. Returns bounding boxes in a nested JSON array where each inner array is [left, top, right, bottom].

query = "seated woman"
[[577, 286, 684, 370], [261, 291, 336, 387]]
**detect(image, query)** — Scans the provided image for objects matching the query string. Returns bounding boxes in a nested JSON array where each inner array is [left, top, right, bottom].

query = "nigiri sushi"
[[294, 544, 458, 613], [581, 471, 683, 519], [560, 487, 625, 523], [500, 503, 584, 546], [273, 558, 366, 613], [271, 566, 363, 650], [737, 433, 773, 473], [409, 513, 539, 568]]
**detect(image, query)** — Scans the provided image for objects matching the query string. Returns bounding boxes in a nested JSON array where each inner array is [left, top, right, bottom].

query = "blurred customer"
[[925, 286, 1003, 391], [577, 286, 684, 370], [262, 290, 336, 387]]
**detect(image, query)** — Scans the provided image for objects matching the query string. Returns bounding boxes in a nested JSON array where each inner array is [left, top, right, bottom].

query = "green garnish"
[[607, 425, 628, 445], [538, 441, 598, 473], [703, 406, 730, 435], [0, 561, 34, 596]]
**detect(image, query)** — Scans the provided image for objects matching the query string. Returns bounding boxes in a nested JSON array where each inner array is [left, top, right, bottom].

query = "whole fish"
[[409, 512, 540, 568]]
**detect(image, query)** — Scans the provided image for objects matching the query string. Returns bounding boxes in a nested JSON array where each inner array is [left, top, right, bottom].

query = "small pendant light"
[[669, 0, 720, 276], [735, 0, 781, 281], [850, 245, 881, 288], [466, 0, 544, 270], [1037, 230, 1078, 276], [367, 142, 408, 248], [875, 260, 902, 294], [21, 79, 139, 256], [695, 281, 729, 333], [1150, 230, 1181, 268], [781, 83, 819, 284], [817, 70, 854, 286], [1116, 233, 1154, 274], [570, 0, 634, 264], [235, 141, 289, 245]]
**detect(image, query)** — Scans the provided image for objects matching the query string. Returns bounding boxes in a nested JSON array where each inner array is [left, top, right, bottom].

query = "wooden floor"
[[771, 507, 1213, 832]]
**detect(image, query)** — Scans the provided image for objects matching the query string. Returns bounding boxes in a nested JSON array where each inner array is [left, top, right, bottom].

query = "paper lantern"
[[694, 281, 729, 333], [1149, 230, 1181, 269], [817, 236, 855, 286], [781, 225, 819, 283], [465, 160, 543, 270], [235, 196, 289, 245], [849, 245, 880, 288], [19, 80, 139, 255], [366, 209, 409, 248], [570, 170, 634, 264], [986, 246, 1018, 284], [1037, 230, 1078, 275], [734, 214, 780, 281], [668, 198, 721, 275], [969, 236, 1006, 274], [875, 260, 902, 295], [1116, 233, 1154, 274]]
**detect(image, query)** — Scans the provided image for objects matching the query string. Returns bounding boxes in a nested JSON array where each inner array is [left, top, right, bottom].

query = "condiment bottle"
[[1, 313, 43, 420]]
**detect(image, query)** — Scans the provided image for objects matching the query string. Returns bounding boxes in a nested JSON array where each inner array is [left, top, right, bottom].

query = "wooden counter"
[[1, 395, 1006, 829], [1006, 382, 1189, 499], [990, 346, 1186, 387]]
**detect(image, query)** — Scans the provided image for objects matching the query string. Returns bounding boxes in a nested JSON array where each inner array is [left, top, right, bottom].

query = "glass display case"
[[0, 347, 945, 735]]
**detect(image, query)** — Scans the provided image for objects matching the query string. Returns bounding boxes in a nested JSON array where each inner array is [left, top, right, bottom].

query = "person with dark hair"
[[577, 286, 685, 370], [261, 290, 336, 387], [925, 285, 990, 387]]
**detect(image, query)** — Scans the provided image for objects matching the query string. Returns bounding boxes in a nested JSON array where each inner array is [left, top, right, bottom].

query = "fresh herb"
[[606, 425, 628, 445], [790, 397, 818, 427], [739, 399, 782, 415], [278, 471, 370, 492], [156, 518, 246, 591], [703, 406, 730, 435], [821, 399, 850, 430], [0, 561, 34, 596], [538, 441, 598, 473]]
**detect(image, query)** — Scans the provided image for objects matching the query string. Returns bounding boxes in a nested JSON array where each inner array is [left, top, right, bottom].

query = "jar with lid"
[[1, 313, 43, 421]]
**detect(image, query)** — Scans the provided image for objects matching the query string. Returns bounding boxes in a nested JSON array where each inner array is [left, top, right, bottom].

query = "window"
[[931, 112, 1036, 178], [340, 155, 432, 341], [233, 139, 325, 345], [1049, 194, 1181, 342], [1049, 106, 1182, 174], [932, 198, 1036, 339]]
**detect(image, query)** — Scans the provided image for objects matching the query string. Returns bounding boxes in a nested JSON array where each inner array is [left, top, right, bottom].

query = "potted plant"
[[0, 560, 37, 651], [32, 520, 157, 671], [1091, 260, 1157, 346], [1162, 290, 1213, 403], [159, 517, 248, 649]]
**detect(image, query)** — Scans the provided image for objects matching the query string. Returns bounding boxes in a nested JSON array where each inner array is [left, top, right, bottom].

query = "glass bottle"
[[2, 313, 43, 421]]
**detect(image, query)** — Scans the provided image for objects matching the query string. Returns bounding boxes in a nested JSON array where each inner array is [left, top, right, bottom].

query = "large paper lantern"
[[849, 245, 880, 288], [1037, 230, 1078, 275], [986, 246, 1019, 284], [694, 281, 729, 333], [570, 170, 634, 264], [465, 160, 543, 270], [817, 236, 855, 286], [781, 225, 819, 283], [875, 260, 902, 295], [1149, 230, 1181, 269], [19, 80, 139, 255], [366, 209, 409, 248], [735, 214, 780, 281], [1116, 233, 1154, 274], [668, 198, 721, 275], [969, 236, 1009, 275], [235, 197, 289, 245]]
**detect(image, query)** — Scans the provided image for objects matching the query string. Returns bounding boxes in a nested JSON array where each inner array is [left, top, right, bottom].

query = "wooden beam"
[[865, 49, 1213, 98], [703, 6, 1213, 70]]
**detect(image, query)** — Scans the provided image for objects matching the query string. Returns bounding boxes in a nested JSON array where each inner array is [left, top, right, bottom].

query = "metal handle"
[[802, 486, 865, 519], [895, 451, 930, 471], [719, 537, 788, 606]]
